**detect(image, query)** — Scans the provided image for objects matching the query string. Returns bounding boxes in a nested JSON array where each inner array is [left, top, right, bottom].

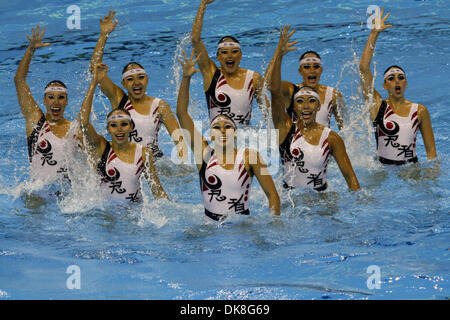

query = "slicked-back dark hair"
[[217, 35, 240, 45], [122, 62, 145, 74], [45, 80, 67, 89], [299, 51, 321, 61]]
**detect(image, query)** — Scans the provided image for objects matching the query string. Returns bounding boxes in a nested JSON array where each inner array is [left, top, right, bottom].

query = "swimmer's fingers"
[[192, 52, 202, 64], [27, 25, 50, 48]]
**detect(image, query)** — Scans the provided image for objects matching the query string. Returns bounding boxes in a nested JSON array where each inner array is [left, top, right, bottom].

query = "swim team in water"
[[14, 1, 437, 221]]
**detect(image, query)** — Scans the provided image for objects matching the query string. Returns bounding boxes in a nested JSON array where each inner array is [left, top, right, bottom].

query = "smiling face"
[[107, 111, 133, 145], [121, 64, 148, 100], [43, 84, 68, 122], [383, 69, 407, 99], [298, 53, 323, 88], [293, 92, 320, 126], [216, 39, 242, 74]]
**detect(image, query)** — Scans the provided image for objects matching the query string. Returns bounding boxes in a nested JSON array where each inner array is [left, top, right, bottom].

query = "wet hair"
[[299, 51, 321, 61], [122, 62, 145, 74], [44, 80, 67, 89], [383, 65, 406, 82], [383, 65, 405, 76], [210, 114, 237, 129], [106, 109, 135, 130], [217, 35, 240, 45]]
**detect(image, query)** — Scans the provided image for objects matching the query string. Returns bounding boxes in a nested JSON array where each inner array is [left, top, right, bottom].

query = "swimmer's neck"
[[111, 140, 134, 152], [128, 94, 149, 105], [296, 120, 320, 132], [213, 145, 237, 164], [386, 96, 407, 109], [45, 114, 68, 126]]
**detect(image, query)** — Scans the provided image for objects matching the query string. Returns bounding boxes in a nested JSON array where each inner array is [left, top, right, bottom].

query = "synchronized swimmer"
[[14, 4, 437, 220]]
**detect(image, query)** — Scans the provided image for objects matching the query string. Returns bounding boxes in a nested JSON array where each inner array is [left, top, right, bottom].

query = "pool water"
[[0, 0, 448, 299]]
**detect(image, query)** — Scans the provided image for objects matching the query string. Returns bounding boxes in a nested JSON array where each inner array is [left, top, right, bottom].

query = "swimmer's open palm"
[[178, 50, 201, 78], [371, 8, 392, 33], [278, 25, 297, 56], [26, 25, 50, 50], [100, 10, 118, 35]]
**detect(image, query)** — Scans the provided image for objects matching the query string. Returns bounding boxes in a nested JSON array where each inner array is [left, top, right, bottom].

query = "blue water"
[[0, 0, 448, 299]]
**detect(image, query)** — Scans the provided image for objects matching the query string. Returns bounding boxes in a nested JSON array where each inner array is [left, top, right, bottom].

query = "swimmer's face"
[[299, 53, 323, 88], [107, 112, 133, 144], [293, 94, 320, 125], [121, 65, 148, 100], [210, 118, 236, 148], [216, 41, 242, 74], [44, 87, 68, 122], [383, 72, 407, 98]]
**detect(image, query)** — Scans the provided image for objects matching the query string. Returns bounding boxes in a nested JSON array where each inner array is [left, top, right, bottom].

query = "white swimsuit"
[[373, 101, 419, 164], [119, 96, 163, 157], [97, 143, 145, 202], [280, 125, 331, 190], [205, 68, 255, 125], [199, 148, 252, 221], [315, 86, 334, 127], [27, 115, 72, 182]]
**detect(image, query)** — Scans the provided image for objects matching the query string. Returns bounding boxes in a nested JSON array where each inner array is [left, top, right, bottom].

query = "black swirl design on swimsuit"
[[36, 139, 57, 166], [98, 165, 121, 183], [378, 119, 400, 136], [291, 147, 309, 173], [202, 172, 223, 190], [213, 92, 232, 108]]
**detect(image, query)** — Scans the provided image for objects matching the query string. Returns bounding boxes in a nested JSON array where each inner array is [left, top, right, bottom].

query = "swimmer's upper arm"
[[14, 79, 44, 136], [143, 146, 170, 200], [99, 73, 126, 110], [247, 149, 280, 216], [328, 131, 360, 191], [418, 104, 437, 159], [333, 90, 345, 130], [270, 82, 292, 144]]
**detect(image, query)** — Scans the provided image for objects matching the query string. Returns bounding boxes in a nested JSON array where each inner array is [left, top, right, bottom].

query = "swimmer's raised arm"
[[191, 0, 217, 88], [359, 8, 392, 120], [143, 147, 170, 200], [333, 90, 345, 130], [328, 131, 360, 191], [78, 63, 108, 159], [14, 25, 50, 135], [265, 26, 297, 98], [89, 10, 123, 108], [253, 72, 271, 122], [246, 149, 280, 216], [268, 26, 296, 143], [176, 50, 209, 170], [158, 100, 188, 162]]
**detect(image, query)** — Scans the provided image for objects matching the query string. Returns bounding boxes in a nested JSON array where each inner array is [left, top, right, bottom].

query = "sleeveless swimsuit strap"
[[27, 115, 46, 161], [117, 94, 129, 110]]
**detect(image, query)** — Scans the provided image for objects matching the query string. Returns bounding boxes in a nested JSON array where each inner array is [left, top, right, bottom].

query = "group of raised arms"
[[14, 1, 437, 222]]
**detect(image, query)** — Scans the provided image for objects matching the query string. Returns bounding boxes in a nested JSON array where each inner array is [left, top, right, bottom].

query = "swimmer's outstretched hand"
[[26, 25, 50, 50], [202, 0, 216, 5], [178, 50, 201, 78], [93, 63, 109, 84], [100, 10, 118, 35], [278, 25, 297, 56], [371, 8, 392, 33]]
